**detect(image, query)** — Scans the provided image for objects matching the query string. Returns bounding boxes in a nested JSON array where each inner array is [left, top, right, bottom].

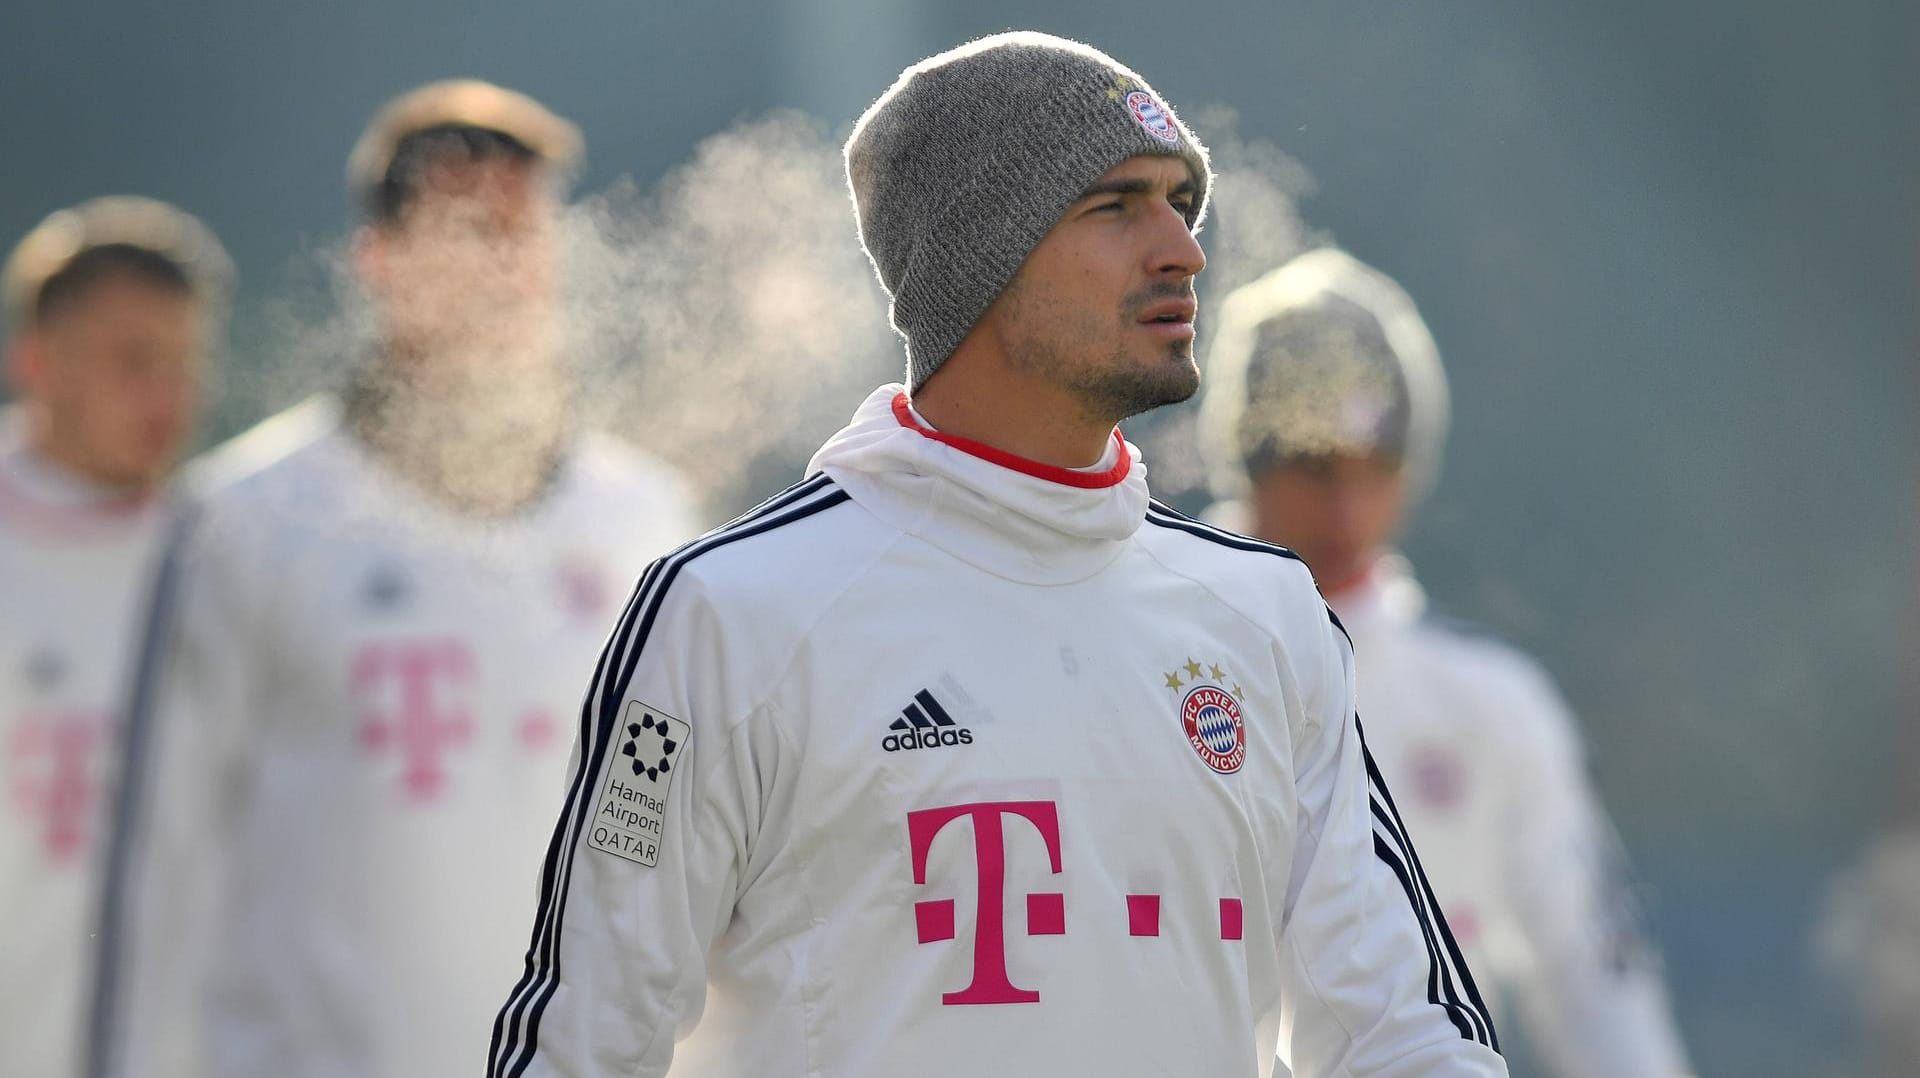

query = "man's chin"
[[1089, 359, 1197, 422], [1308, 554, 1372, 597], [96, 459, 167, 494], [1147, 350, 1201, 404]]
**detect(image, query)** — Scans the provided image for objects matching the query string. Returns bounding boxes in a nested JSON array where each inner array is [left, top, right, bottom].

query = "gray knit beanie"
[[846, 31, 1212, 391]]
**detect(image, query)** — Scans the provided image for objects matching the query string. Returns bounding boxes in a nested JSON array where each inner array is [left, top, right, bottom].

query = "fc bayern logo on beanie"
[[1124, 90, 1181, 145]]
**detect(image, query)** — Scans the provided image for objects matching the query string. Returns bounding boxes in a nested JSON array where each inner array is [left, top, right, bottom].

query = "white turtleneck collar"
[[0, 410, 149, 510], [807, 384, 1150, 585]]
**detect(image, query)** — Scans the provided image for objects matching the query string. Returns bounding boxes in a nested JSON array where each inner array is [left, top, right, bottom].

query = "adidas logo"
[[882, 689, 974, 752]]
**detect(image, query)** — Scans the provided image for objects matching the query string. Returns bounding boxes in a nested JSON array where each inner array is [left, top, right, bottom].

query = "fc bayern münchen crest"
[[1181, 684, 1246, 774], [1164, 658, 1248, 774]]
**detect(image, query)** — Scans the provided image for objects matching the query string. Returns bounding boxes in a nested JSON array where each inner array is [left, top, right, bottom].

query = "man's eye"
[[1091, 201, 1124, 214]]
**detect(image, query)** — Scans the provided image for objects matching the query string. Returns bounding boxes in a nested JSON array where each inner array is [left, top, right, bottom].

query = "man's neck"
[[1316, 556, 1381, 605], [343, 352, 570, 518], [17, 427, 150, 502], [909, 352, 1115, 471]]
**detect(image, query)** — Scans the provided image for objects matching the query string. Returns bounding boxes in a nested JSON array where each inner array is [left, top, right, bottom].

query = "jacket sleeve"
[[1493, 671, 1693, 1078], [1275, 607, 1509, 1078], [95, 504, 259, 1078], [485, 558, 782, 1078]]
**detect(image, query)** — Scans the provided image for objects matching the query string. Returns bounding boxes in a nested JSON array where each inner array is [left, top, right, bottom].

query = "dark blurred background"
[[3, 2, 1913, 1072]]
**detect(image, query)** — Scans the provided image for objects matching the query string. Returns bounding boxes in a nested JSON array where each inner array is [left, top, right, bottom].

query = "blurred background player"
[[1198, 247, 1692, 1078], [1817, 818, 1920, 1074], [0, 197, 229, 1078], [92, 80, 700, 1078]]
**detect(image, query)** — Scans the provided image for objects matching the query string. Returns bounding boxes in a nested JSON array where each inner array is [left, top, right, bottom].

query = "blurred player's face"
[[980, 155, 1205, 423], [1249, 452, 1407, 595], [8, 274, 206, 490], [358, 156, 560, 366]]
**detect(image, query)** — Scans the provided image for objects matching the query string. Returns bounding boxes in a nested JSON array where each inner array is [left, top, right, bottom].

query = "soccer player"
[[93, 81, 700, 1077], [1817, 827, 1920, 1075], [1197, 247, 1692, 1077], [0, 196, 229, 1078], [487, 33, 1507, 1078]]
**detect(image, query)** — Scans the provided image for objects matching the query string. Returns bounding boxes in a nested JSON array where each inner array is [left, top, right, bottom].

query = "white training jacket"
[[487, 385, 1508, 1078], [0, 418, 169, 1078], [97, 396, 700, 1078], [1324, 557, 1691, 1078]]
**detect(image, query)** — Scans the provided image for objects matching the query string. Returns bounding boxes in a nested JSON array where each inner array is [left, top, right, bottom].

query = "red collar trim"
[[891, 393, 1131, 490]]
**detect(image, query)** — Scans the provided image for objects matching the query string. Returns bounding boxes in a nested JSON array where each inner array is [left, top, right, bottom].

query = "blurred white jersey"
[[100, 396, 700, 1078], [0, 420, 167, 1078], [1327, 556, 1690, 1078]]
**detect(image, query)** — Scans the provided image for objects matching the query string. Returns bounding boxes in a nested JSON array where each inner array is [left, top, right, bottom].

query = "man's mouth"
[[1137, 298, 1197, 325]]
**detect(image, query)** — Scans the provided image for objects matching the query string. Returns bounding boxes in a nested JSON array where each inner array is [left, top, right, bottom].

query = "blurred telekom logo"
[[5, 711, 104, 865], [353, 639, 475, 803]]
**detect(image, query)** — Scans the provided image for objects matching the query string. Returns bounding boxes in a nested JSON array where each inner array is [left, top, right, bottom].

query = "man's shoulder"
[[648, 474, 882, 627], [565, 432, 693, 502], [1406, 609, 1584, 753], [1137, 498, 1314, 578], [1135, 498, 1329, 636], [185, 396, 343, 506], [1411, 610, 1562, 700], [175, 397, 367, 582]]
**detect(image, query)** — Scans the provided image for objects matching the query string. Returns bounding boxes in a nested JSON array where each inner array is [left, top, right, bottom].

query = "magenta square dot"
[[1027, 892, 1065, 935], [1127, 893, 1161, 937], [915, 899, 955, 943], [1220, 897, 1244, 941]]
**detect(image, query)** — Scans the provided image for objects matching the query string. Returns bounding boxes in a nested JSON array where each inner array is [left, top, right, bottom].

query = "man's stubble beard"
[[349, 318, 575, 516], [1003, 283, 1200, 428]]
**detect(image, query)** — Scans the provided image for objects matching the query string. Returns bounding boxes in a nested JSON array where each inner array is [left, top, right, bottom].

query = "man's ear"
[[7, 329, 46, 399]]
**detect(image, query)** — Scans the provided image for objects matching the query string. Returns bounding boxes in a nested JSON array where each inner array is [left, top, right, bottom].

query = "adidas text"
[[883, 727, 975, 752]]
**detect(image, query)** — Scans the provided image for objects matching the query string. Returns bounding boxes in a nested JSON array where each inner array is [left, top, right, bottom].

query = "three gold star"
[[1166, 658, 1240, 695]]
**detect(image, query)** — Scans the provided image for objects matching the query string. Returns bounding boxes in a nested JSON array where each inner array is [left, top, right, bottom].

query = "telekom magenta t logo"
[[352, 638, 475, 803], [908, 800, 1064, 1005]]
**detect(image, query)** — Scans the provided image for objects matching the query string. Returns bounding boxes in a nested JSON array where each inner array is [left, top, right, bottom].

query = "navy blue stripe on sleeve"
[[85, 499, 202, 1078], [489, 475, 849, 1078], [1359, 717, 1500, 1051]]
